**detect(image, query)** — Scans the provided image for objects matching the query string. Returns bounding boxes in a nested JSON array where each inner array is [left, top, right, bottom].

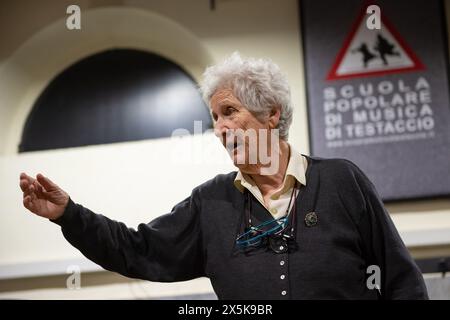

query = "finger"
[[20, 172, 35, 184], [20, 172, 29, 180], [19, 179, 29, 192], [31, 179, 43, 194], [23, 195, 34, 212], [23, 187, 31, 199], [27, 184, 39, 203], [19, 173, 35, 191], [28, 184, 36, 200], [36, 174, 58, 191], [33, 181, 46, 198], [22, 181, 36, 199]]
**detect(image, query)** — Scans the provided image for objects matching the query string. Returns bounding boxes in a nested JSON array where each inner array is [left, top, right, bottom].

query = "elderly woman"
[[19, 53, 428, 299]]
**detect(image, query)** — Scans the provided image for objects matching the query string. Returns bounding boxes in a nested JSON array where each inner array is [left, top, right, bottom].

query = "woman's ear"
[[268, 106, 281, 129]]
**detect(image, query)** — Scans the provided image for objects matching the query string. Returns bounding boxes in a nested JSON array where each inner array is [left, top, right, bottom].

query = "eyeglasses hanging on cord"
[[236, 181, 299, 253]]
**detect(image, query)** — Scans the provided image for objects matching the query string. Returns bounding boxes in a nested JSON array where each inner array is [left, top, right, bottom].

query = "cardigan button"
[[280, 260, 285, 266], [280, 274, 285, 280], [281, 290, 287, 296]]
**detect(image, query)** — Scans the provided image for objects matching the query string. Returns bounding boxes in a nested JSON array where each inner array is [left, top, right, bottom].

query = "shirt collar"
[[233, 144, 307, 194]]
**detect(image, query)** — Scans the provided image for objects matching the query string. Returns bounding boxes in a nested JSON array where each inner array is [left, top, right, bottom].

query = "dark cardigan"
[[52, 155, 428, 299]]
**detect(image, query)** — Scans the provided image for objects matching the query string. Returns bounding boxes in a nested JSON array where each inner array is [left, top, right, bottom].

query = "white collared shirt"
[[233, 144, 308, 219]]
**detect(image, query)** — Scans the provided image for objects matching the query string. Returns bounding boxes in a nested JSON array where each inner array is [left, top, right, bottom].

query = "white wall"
[[0, 0, 450, 287], [0, 5, 233, 275]]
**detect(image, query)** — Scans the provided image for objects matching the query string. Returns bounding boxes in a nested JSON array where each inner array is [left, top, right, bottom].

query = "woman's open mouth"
[[225, 137, 239, 150]]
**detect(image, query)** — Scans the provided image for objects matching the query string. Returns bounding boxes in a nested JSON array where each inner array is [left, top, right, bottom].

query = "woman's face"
[[210, 88, 279, 172]]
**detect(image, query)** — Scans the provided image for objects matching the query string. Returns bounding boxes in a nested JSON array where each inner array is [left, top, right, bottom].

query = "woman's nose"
[[213, 118, 226, 137], [214, 121, 230, 146]]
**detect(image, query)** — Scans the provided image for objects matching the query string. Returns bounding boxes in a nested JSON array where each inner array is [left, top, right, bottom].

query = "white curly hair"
[[200, 52, 293, 140]]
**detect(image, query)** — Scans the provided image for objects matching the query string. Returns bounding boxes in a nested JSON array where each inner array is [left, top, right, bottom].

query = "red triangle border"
[[325, 3, 425, 81]]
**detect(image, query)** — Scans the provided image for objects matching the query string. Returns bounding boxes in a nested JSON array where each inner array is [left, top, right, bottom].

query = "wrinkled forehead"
[[209, 88, 241, 108]]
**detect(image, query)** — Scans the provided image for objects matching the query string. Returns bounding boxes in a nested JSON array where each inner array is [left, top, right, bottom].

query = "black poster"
[[301, 0, 450, 201]]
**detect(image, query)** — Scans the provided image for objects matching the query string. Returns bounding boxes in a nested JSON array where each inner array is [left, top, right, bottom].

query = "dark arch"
[[19, 49, 212, 152]]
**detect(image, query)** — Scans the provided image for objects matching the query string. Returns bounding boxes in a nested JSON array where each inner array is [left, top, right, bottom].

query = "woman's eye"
[[225, 106, 236, 115]]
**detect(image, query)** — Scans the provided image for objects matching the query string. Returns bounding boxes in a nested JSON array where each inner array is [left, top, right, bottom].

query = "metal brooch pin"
[[304, 212, 318, 227]]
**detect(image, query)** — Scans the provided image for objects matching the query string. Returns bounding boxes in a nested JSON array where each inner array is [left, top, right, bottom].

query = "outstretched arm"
[[19, 173, 205, 282]]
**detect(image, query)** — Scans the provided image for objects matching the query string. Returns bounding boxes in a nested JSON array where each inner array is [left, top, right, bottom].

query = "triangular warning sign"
[[326, 5, 425, 80]]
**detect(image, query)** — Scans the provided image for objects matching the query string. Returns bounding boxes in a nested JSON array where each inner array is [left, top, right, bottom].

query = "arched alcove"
[[19, 49, 212, 152], [0, 7, 214, 154]]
